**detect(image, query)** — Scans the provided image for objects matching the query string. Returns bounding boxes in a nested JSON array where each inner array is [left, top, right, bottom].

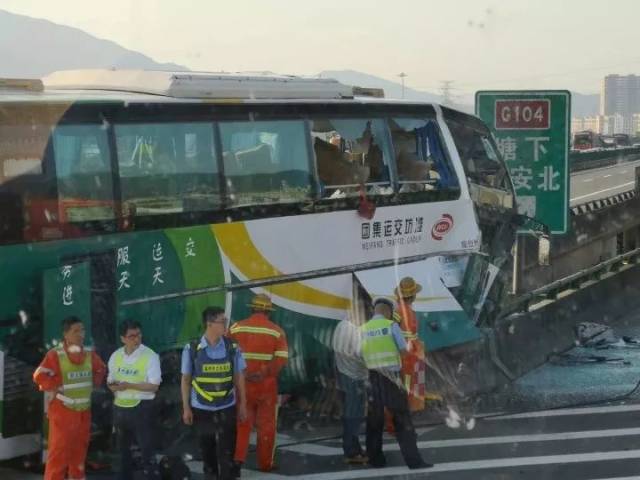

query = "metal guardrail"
[[501, 246, 640, 317]]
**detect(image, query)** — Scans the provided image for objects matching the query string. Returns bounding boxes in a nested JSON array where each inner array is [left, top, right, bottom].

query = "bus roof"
[[42, 69, 357, 100], [0, 70, 473, 116]]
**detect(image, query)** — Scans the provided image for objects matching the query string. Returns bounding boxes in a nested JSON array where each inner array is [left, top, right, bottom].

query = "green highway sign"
[[475, 90, 571, 234]]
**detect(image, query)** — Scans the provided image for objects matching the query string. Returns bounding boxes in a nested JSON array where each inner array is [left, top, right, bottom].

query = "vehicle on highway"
[[0, 70, 521, 460]]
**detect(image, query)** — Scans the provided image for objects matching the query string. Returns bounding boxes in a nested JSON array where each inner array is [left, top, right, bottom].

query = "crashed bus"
[[0, 70, 520, 460]]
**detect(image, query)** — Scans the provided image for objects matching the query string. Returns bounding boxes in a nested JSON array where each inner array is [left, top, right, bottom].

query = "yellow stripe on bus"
[[212, 223, 350, 310]]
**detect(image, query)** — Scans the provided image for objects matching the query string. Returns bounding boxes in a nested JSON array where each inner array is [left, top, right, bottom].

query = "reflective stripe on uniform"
[[366, 351, 399, 361], [56, 393, 90, 405], [243, 352, 274, 361], [194, 376, 233, 384], [229, 326, 281, 338], [191, 380, 229, 401], [61, 381, 93, 391], [274, 350, 289, 358], [34, 366, 55, 376], [116, 392, 155, 400]]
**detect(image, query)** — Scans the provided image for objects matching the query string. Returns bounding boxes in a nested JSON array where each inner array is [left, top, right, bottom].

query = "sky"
[[0, 0, 639, 95]]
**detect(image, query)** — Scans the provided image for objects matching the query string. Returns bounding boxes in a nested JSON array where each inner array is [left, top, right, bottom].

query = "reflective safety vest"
[[191, 338, 236, 407], [112, 347, 155, 408], [56, 346, 93, 412], [361, 318, 401, 370]]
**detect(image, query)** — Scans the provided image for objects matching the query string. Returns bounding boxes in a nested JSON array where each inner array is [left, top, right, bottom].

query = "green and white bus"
[[0, 70, 517, 460]]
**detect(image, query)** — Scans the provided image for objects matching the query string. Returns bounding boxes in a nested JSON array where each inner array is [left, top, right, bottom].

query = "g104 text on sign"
[[495, 100, 550, 129]]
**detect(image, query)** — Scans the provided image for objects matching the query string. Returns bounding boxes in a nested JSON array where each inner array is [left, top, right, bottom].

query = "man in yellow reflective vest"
[[182, 306, 247, 480], [107, 320, 162, 479], [362, 298, 431, 470], [33, 316, 106, 480], [229, 294, 289, 474]]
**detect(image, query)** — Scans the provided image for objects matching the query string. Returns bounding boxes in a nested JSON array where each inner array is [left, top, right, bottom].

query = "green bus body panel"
[[165, 227, 225, 344], [417, 311, 481, 351], [43, 262, 92, 347], [0, 225, 225, 353]]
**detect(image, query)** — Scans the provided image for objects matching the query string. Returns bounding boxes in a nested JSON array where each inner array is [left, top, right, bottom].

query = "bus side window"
[[114, 122, 220, 216], [52, 124, 116, 223], [219, 119, 313, 207], [0, 121, 54, 244], [310, 118, 393, 198], [389, 118, 458, 193]]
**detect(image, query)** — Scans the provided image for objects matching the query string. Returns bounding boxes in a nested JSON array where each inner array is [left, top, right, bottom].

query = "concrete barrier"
[[492, 264, 640, 380], [519, 195, 640, 291]]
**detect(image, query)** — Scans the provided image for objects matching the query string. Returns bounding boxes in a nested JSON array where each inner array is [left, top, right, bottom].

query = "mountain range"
[[0, 9, 186, 78], [0, 8, 599, 117]]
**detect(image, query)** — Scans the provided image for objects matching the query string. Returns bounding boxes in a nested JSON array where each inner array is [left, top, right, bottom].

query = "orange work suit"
[[229, 313, 288, 471], [396, 301, 426, 412], [33, 343, 106, 480]]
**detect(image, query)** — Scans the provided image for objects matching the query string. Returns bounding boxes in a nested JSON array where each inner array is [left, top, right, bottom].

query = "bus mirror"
[[538, 236, 550, 266]]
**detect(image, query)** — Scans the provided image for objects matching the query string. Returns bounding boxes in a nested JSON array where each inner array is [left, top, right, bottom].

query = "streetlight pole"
[[398, 72, 407, 99]]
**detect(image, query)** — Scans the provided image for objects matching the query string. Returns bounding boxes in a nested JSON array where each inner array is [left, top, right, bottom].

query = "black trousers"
[[113, 401, 160, 480], [193, 406, 237, 480], [366, 370, 423, 468]]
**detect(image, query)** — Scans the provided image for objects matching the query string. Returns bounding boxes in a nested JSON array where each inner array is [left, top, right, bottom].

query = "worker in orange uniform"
[[228, 294, 288, 475], [394, 277, 426, 412], [33, 316, 106, 480]]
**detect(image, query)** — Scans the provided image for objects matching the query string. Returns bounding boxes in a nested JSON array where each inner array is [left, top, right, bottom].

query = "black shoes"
[[231, 461, 242, 478], [408, 460, 434, 470]]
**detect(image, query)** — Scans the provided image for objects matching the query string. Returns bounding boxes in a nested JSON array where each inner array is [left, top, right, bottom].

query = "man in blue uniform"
[[181, 306, 247, 480]]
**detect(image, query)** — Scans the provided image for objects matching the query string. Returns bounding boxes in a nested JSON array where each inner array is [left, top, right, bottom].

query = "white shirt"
[[107, 344, 162, 385], [332, 319, 368, 380]]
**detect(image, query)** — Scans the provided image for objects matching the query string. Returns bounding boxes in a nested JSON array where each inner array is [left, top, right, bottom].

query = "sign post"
[[475, 91, 571, 234]]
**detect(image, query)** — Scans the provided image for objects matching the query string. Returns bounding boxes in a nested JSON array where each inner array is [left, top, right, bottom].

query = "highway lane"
[[570, 159, 640, 206]]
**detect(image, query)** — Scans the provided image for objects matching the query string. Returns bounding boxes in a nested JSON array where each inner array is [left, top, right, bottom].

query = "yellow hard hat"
[[248, 293, 274, 311], [395, 277, 422, 298]]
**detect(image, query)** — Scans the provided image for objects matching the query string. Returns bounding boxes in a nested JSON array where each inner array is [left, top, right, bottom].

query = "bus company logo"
[[431, 214, 454, 240]]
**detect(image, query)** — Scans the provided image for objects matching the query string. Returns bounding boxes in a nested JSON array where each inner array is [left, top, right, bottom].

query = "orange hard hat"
[[248, 293, 274, 311], [395, 277, 422, 298]]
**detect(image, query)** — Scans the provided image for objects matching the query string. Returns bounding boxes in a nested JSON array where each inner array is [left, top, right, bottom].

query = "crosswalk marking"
[[591, 477, 640, 480], [279, 426, 640, 456], [283, 449, 640, 480], [486, 403, 640, 420]]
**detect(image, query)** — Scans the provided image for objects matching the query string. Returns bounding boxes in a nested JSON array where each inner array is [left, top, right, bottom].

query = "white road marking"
[[187, 461, 288, 479], [592, 477, 640, 480], [487, 403, 640, 421], [279, 426, 640, 456], [604, 174, 613, 178], [583, 178, 594, 183], [571, 181, 635, 201], [273, 449, 640, 479]]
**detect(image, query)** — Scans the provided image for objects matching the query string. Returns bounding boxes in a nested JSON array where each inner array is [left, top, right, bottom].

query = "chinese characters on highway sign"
[[476, 91, 570, 234]]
